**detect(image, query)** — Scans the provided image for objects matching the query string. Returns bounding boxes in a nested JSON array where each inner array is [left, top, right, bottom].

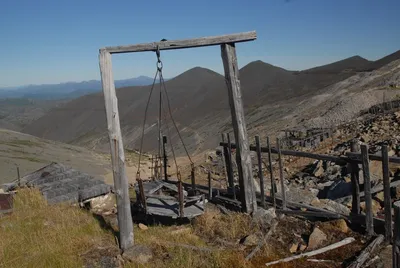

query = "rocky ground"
[[201, 110, 400, 221]]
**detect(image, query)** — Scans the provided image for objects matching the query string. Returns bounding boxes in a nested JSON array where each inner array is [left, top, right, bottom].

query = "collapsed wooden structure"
[[134, 179, 205, 219]]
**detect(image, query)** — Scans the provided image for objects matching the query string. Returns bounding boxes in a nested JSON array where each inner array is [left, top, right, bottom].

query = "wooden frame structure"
[[99, 31, 257, 250]]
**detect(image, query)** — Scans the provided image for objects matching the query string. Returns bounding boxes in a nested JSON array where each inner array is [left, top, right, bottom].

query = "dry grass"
[[0, 189, 115, 268], [0, 189, 364, 268]]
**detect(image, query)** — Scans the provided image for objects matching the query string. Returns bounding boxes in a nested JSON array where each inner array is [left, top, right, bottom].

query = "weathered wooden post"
[[382, 145, 392, 242], [393, 201, 400, 267], [163, 136, 168, 181], [177, 173, 184, 218], [361, 144, 374, 236], [208, 171, 213, 200], [99, 50, 134, 250], [221, 133, 230, 188], [350, 140, 361, 215], [221, 43, 257, 214], [277, 138, 287, 210], [267, 137, 276, 208], [16, 166, 20, 187], [227, 133, 236, 200], [190, 163, 196, 194], [255, 136, 266, 209]]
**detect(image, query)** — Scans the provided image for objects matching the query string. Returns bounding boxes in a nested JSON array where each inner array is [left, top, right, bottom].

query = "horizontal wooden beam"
[[101, 31, 257, 54], [220, 142, 348, 164], [346, 152, 400, 164]]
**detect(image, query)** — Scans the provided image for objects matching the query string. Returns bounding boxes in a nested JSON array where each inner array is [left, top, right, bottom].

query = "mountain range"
[[0, 76, 157, 100], [21, 50, 400, 160]]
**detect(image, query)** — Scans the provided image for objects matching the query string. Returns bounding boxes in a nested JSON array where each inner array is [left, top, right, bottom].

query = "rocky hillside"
[[22, 52, 400, 159]]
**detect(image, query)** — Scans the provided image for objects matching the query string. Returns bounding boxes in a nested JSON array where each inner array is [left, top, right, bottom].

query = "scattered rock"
[[308, 227, 327, 250], [313, 161, 325, 177], [122, 245, 153, 264], [320, 219, 349, 233], [361, 200, 382, 215], [253, 208, 277, 226], [326, 180, 352, 200], [289, 243, 298, 253], [138, 223, 148, 231], [313, 199, 351, 215], [240, 233, 260, 246], [89, 193, 116, 213], [299, 244, 307, 251]]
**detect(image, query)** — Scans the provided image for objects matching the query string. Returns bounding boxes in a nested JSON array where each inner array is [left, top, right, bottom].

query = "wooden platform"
[[134, 180, 205, 219]]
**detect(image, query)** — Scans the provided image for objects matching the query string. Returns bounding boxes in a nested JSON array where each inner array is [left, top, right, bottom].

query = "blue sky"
[[0, 0, 399, 87]]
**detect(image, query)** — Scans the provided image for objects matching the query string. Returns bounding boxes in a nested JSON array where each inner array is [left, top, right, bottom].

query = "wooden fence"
[[218, 134, 400, 263]]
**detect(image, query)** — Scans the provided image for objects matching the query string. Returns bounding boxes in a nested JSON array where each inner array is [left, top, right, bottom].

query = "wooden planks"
[[99, 50, 134, 250], [221, 43, 257, 214], [347, 151, 400, 164], [102, 31, 257, 54], [348, 235, 384, 268], [219, 142, 347, 164]]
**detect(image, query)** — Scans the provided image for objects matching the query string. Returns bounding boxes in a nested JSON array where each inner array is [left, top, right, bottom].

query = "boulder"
[[89, 193, 116, 213], [308, 227, 327, 250], [361, 200, 381, 215], [320, 219, 349, 233], [313, 161, 325, 177], [138, 223, 148, 231], [253, 208, 277, 226], [314, 199, 351, 215], [326, 180, 352, 200], [289, 243, 299, 253]]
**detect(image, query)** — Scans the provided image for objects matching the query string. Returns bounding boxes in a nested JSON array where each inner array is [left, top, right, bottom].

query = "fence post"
[[163, 136, 168, 181], [221, 133, 229, 188], [177, 173, 184, 218], [255, 136, 266, 209], [277, 138, 287, 210], [361, 144, 374, 236], [393, 201, 400, 267], [350, 140, 361, 215], [208, 171, 213, 201], [190, 163, 196, 194], [382, 145, 392, 242], [16, 166, 20, 187], [267, 137, 276, 208], [227, 133, 236, 200]]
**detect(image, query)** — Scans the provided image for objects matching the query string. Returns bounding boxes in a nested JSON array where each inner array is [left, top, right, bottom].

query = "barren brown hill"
[[363, 49, 400, 71], [301, 55, 371, 74], [22, 53, 400, 160]]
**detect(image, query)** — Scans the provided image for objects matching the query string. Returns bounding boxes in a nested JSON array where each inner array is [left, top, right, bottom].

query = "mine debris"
[[265, 237, 356, 266], [133, 180, 205, 219], [1, 162, 112, 205]]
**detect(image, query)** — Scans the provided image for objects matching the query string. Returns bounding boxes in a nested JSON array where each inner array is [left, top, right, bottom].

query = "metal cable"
[[137, 69, 159, 175], [161, 95, 179, 175], [160, 73, 193, 164]]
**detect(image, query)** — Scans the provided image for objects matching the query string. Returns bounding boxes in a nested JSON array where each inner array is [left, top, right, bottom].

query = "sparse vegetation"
[[0, 189, 115, 268]]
